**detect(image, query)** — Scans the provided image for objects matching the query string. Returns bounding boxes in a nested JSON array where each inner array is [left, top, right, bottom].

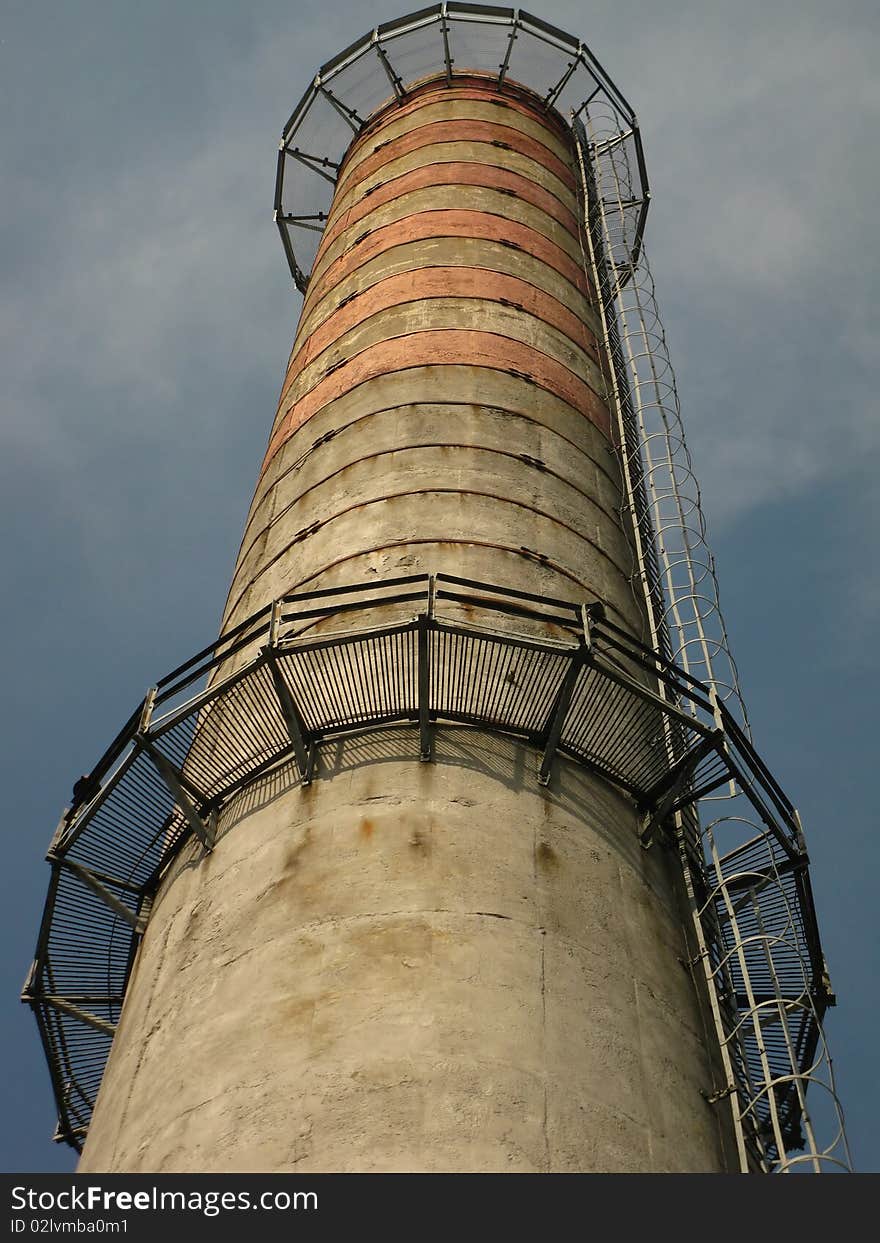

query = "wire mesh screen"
[[274, 5, 645, 292]]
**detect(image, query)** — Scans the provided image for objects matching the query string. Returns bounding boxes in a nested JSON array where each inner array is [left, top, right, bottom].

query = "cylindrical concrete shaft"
[[224, 76, 643, 641], [79, 77, 731, 1172]]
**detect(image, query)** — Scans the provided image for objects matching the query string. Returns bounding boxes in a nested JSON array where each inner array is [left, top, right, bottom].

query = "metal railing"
[[273, 4, 648, 291], [24, 574, 837, 1167]]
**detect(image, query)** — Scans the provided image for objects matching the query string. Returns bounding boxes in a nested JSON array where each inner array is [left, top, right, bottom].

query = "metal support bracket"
[[426, 573, 436, 621], [374, 31, 405, 99], [317, 82, 363, 133], [139, 687, 157, 734], [138, 738, 215, 853], [269, 598, 282, 647], [48, 807, 72, 855], [440, 3, 452, 86], [709, 686, 737, 798], [545, 56, 579, 108], [264, 647, 313, 784], [581, 603, 596, 650], [638, 731, 722, 848], [498, 16, 518, 87], [277, 212, 327, 233], [417, 613, 432, 761], [40, 996, 117, 1039], [56, 858, 147, 935], [286, 145, 340, 184], [538, 649, 586, 786], [703, 1083, 737, 1105]]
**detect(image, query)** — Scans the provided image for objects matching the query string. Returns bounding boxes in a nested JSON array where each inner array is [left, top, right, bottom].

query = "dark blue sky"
[[2, 0, 876, 1172]]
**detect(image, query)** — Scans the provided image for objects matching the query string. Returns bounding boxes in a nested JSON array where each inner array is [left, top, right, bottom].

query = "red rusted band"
[[287, 267, 599, 384], [333, 118, 576, 207], [317, 162, 581, 263], [263, 330, 609, 477], [338, 76, 575, 174], [305, 209, 590, 317]]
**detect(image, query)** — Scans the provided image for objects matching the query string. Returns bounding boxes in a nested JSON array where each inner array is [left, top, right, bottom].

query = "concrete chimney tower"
[[27, 7, 849, 1175]]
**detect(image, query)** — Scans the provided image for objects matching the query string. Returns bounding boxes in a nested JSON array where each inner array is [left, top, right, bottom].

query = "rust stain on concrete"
[[537, 841, 558, 869]]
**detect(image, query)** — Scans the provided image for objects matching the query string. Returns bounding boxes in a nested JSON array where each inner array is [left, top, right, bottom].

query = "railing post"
[[138, 738, 216, 853], [417, 604, 432, 763]]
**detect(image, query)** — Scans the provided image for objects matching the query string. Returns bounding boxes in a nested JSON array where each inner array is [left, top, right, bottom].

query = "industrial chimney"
[[26, 5, 850, 1174]]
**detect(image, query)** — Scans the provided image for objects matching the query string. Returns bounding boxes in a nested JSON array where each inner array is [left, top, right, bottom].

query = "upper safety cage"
[[274, 3, 648, 291]]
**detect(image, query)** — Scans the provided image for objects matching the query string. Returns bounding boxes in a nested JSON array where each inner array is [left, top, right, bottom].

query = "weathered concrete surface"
[[80, 731, 728, 1172], [79, 75, 732, 1172]]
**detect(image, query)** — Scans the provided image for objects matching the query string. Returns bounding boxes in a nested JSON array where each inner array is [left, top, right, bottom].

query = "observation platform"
[[24, 574, 831, 1167]]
